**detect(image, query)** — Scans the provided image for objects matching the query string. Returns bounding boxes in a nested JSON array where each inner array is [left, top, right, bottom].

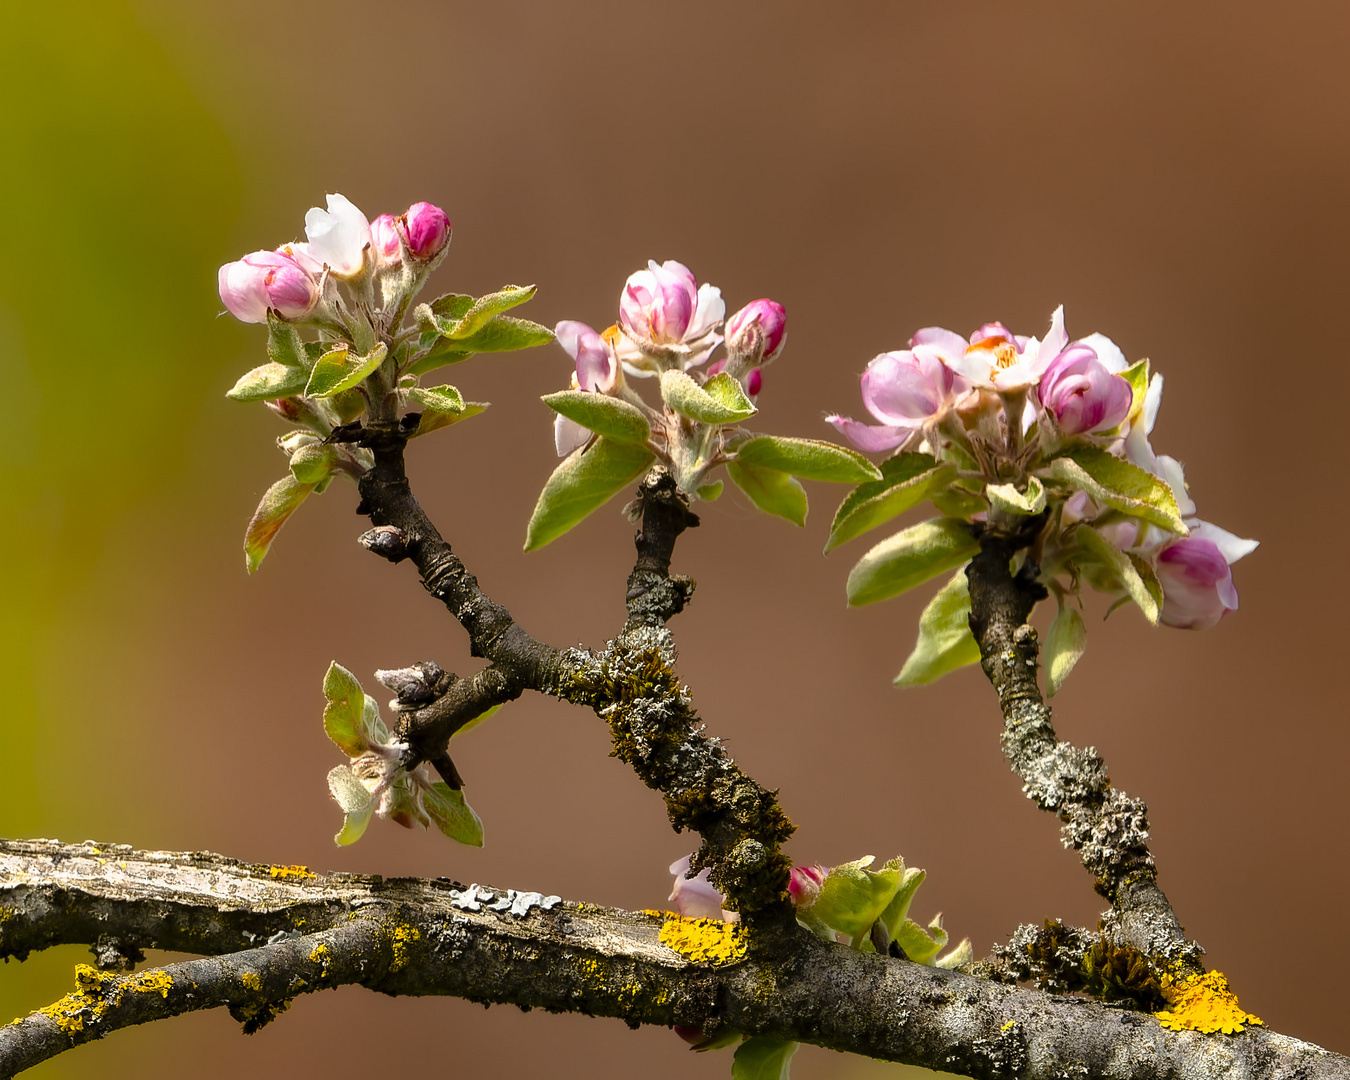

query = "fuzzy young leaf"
[[879, 866, 927, 941], [1048, 445, 1186, 534], [846, 518, 980, 607], [407, 384, 466, 414], [288, 443, 340, 485], [726, 460, 808, 525], [265, 310, 307, 368], [701, 372, 756, 415], [1076, 526, 1161, 624], [429, 293, 475, 320], [930, 485, 988, 520], [1045, 605, 1088, 697], [732, 1037, 799, 1080], [813, 856, 903, 942], [405, 341, 474, 377], [322, 662, 368, 757], [440, 284, 538, 339], [894, 570, 982, 686], [825, 453, 953, 552], [423, 782, 485, 847], [660, 369, 756, 423], [305, 343, 389, 398], [327, 765, 373, 846], [696, 479, 724, 502], [542, 390, 651, 445], [525, 438, 655, 551], [735, 436, 881, 484], [227, 362, 311, 402], [451, 315, 554, 354], [244, 475, 317, 573], [410, 401, 488, 438], [894, 915, 948, 966], [987, 475, 1047, 517]]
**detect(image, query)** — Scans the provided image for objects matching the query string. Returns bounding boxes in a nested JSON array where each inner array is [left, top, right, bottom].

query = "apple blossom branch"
[[3, 840, 1345, 1080], [964, 521, 1200, 974]]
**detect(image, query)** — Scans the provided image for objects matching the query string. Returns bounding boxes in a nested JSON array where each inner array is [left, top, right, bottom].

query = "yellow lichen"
[[0, 906, 12, 923], [239, 972, 262, 992], [126, 969, 173, 999], [308, 943, 330, 964], [1154, 970, 1263, 1034], [28, 964, 174, 1039], [268, 865, 316, 880], [659, 916, 747, 966], [387, 922, 422, 973]]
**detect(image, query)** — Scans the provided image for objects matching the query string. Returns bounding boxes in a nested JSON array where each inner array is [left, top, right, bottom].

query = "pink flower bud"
[[217, 250, 319, 324], [404, 201, 451, 260], [746, 368, 763, 397], [788, 864, 828, 909], [371, 213, 402, 264], [1156, 536, 1241, 630], [1038, 343, 1133, 436], [725, 298, 788, 366]]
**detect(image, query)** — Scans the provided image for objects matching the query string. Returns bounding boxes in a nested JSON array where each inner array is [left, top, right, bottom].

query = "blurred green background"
[[3, 1, 1349, 1077]]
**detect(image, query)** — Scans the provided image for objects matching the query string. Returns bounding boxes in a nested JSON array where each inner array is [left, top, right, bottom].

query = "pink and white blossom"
[[1038, 342, 1134, 435], [304, 193, 372, 278], [940, 306, 1069, 393], [553, 320, 620, 456], [217, 249, 319, 323], [668, 855, 730, 921], [827, 348, 963, 452], [405, 201, 451, 260], [1156, 523, 1257, 629], [616, 260, 724, 373]]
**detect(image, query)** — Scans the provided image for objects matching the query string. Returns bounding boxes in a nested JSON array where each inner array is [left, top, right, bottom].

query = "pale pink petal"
[[910, 326, 968, 362], [826, 415, 914, 452], [554, 414, 591, 457]]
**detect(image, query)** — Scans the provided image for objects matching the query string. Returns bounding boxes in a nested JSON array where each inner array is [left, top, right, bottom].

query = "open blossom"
[[827, 347, 962, 452], [304, 193, 372, 277], [616, 260, 724, 373], [1156, 522, 1258, 629], [1039, 342, 1133, 435], [553, 320, 620, 456], [217, 249, 319, 323], [942, 306, 1069, 393]]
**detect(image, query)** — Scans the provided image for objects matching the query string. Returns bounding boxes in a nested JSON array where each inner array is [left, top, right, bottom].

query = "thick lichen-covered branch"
[[4, 840, 1344, 1080], [965, 524, 1199, 971]]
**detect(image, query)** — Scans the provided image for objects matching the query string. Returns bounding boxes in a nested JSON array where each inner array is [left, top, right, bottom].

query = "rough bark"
[[3, 840, 1344, 1080]]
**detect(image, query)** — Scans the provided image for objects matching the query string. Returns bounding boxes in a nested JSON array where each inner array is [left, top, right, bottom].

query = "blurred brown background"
[[3, 1, 1348, 1076]]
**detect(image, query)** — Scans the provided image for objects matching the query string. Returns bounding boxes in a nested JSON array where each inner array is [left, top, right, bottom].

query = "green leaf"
[[422, 782, 485, 847], [726, 460, 808, 525], [696, 480, 724, 502], [542, 390, 651, 445], [702, 371, 756, 415], [879, 865, 927, 940], [451, 315, 555, 354], [244, 475, 316, 573], [410, 401, 488, 438], [453, 703, 501, 739], [327, 765, 373, 847], [305, 342, 389, 398], [321, 662, 368, 758], [439, 284, 538, 339], [266, 310, 307, 368], [288, 443, 339, 485], [894, 914, 948, 966], [660, 369, 756, 423], [735, 436, 882, 484], [930, 485, 988, 520], [405, 341, 474, 377], [226, 362, 310, 402], [894, 570, 982, 686], [429, 292, 475, 320], [825, 453, 953, 552], [524, 438, 655, 551], [1045, 605, 1088, 697], [732, 1037, 799, 1080], [813, 856, 903, 942], [986, 475, 1047, 517], [1120, 358, 1150, 428], [407, 384, 466, 414], [846, 518, 980, 607], [1075, 526, 1160, 624], [1047, 444, 1186, 534]]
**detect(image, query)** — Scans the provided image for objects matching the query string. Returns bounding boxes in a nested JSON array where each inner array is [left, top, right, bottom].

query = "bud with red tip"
[[404, 201, 451, 260], [725, 298, 787, 371]]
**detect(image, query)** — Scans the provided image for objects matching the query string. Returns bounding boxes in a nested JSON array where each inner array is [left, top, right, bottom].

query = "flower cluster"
[[828, 307, 1256, 688]]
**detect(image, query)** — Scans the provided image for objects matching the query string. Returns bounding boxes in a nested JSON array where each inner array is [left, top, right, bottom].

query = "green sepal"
[[825, 453, 953, 552], [1045, 605, 1088, 697], [288, 443, 340, 485], [1047, 445, 1186, 534], [322, 662, 368, 757], [305, 342, 389, 398], [894, 570, 982, 686], [732, 1037, 799, 1080], [726, 460, 807, 526], [524, 438, 655, 551], [734, 436, 881, 484], [1119, 358, 1150, 429], [660, 369, 756, 423], [812, 856, 903, 942], [1075, 526, 1161, 624], [227, 362, 311, 402], [542, 390, 651, 445], [327, 765, 373, 847], [265, 310, 307, 368], [244, 475, 316, 573], [987, 475, 1047, 517], [410, 402, 488, 438], [846, 518, 980, 607], [407, 384, 466, 414], [423, 284, 538, 340], [423, 782, 485, 847]]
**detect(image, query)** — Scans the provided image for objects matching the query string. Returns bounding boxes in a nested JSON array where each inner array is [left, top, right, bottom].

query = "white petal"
[[554, 413, 591, 457], [687, 283, 725, 341], [1188, 520, 1259, 564], [1142, 373, 1163, 434], [1156, 455, 1197, 517], [1040, 305, 1068, 360], [1078, 332, 1128, 374]]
